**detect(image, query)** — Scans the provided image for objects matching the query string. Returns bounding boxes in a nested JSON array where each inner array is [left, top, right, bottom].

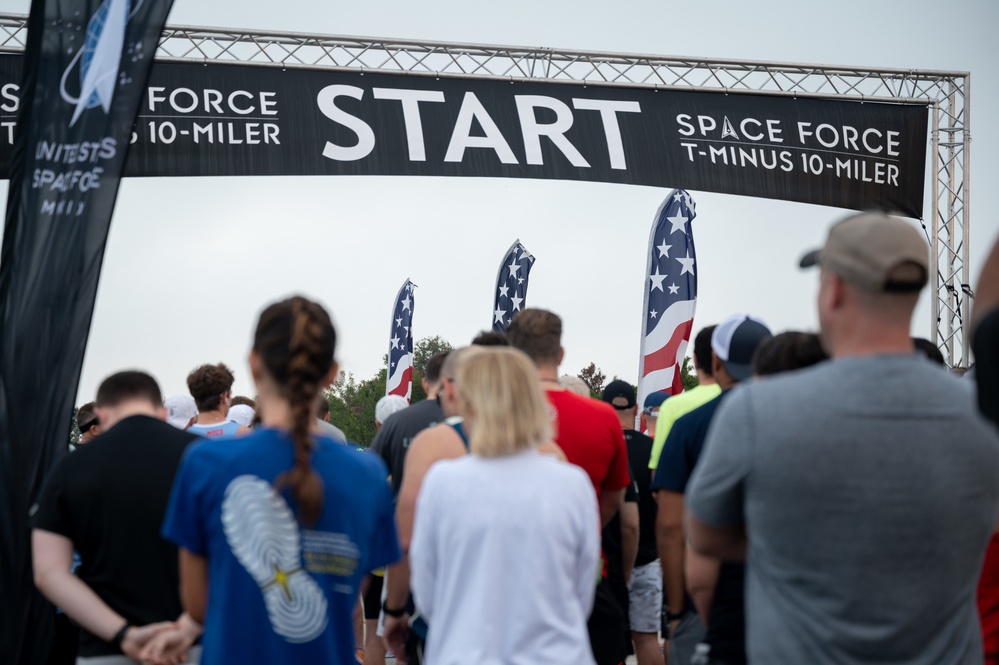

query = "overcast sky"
[[1, 0, 997, 409]]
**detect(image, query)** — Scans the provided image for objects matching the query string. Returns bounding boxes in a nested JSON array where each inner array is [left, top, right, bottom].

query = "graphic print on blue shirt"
[[187, 420, 241, 439], [221, 475, 329, 643]]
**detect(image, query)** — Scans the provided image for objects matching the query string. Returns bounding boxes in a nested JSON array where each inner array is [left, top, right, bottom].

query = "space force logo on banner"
[[0, 53, 930, 216], [61, 0, 136, 126]]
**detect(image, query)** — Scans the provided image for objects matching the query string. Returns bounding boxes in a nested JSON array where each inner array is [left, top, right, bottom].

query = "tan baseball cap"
[[799, 212, 929, 293]]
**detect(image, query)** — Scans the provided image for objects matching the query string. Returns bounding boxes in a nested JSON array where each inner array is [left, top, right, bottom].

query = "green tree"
[[326, 369, 386, 447], [578, 363, 607, 398], [413, 335, 453, 377], [680, 356, 699, 391]]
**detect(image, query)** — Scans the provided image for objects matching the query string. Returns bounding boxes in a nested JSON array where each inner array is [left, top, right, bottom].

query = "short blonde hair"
[[456, 347, 552, 458]]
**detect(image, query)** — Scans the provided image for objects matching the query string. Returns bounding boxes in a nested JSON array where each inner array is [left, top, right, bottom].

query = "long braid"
[[266, 297, 333, 526]]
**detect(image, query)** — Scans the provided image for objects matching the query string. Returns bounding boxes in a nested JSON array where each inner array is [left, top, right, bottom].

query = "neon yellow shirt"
[[649, 383, 722, 469]]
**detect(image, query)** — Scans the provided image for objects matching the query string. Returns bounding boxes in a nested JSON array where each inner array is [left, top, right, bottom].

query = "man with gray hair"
[[686, 212, 999, 664]]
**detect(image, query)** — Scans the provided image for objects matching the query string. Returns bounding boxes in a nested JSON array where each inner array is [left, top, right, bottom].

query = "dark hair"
[[471, 330, 509, 347], [423, 351, 449, 386], [912, 337, 946, 366], [752, 332, 829, 376], [95, 371, 163, 408], [255, 296, 336, 526], [186, 363, 235, 412], [315, 396, 330, 420], [76, 402, 98, 432], [506, 308, 562, 365], [693, 326, 717, 377], [231, 395, 256, 408]]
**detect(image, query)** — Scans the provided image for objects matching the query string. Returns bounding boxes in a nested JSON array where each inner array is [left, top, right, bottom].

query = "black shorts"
[[363, 574, 384, 621]]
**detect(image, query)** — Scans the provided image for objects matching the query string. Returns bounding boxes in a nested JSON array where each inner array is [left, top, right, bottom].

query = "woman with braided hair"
[[150, 296, 400, 665]]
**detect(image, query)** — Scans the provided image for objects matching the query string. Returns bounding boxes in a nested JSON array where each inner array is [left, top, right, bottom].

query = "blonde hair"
[[455, 347, 552, 458]]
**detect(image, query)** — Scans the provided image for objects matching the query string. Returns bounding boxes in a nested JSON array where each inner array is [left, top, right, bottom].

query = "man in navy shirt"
[[653, 314, 771, 665]]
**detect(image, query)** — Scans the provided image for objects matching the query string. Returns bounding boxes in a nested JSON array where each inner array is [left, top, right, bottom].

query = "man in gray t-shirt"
[[687, 212, 999, 664]]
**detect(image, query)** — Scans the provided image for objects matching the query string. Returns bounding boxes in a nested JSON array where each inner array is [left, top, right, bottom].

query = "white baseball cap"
[[375, 394, 409, 425], [164, 394, 197, 429], [227, 404, 256, 428]]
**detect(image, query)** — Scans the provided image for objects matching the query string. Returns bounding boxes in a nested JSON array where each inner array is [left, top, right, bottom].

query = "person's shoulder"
[[80, 416, 197, 455], [664, 387, 698, 407], [179, 431, 238, 464], [386, 398, 441, 431], [410, 421, 464, 453], [551, 389, 618, 419], [674, 393, 724, 426], [541, 453, 597, 492], [418, 452, 473, 488], [318, 436, 391, 479], [625, 430, 653, 447], [737, 361, 833, 401]]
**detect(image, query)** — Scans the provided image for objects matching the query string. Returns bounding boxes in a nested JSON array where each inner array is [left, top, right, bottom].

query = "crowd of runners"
[[28, 211, 999, 665]]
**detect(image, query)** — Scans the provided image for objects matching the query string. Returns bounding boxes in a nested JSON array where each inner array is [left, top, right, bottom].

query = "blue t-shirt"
[[186, 420, 242, 439], [162, 428, 400, 665], [652, 391, 729, 493]]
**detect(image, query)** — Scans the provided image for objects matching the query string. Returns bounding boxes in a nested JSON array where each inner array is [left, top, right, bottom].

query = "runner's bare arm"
[[620, 501, 639, 586], [32, 529, 173, 657], [685, 510, 747, 561], [656, 490, 688, 617], [179, 548, 209, 624], [396, 426, 466, 549], [598, 488, 625, 527], [686, 549, 721, 625]]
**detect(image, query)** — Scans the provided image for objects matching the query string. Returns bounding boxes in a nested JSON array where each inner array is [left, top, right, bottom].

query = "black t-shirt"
[[624, 429, 658, 565], [32, 415, 197, 657], [975, 308, 999, 428], [369, 398, 443, 496]]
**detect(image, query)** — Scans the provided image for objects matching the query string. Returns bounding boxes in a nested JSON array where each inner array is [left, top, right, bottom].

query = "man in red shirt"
[[507, 308, 633, 665], [507, 308, 631, 522]]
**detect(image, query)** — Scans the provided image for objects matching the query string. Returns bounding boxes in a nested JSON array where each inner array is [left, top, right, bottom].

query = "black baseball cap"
[[601, 380, 636, 410]]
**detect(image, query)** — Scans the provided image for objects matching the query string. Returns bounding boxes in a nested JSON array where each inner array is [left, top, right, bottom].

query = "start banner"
[[0, 53, 930, 216]]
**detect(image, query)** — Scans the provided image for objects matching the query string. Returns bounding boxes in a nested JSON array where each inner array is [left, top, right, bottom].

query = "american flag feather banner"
[[386, 279, 416, 401], [492, 240, 536, 332], [637, 190, 698, 408]]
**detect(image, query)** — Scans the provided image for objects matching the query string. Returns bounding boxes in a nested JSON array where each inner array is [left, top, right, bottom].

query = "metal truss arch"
[[0, 14, 972, 365]]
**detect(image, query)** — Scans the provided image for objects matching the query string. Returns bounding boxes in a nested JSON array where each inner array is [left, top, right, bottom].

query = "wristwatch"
[[666, 609, 687, 622], [381, 601, 407, 618], [111, 621, 131, 648]]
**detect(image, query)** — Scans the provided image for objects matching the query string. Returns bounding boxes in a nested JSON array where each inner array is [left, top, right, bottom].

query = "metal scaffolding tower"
[[0, 14, 973, 365]]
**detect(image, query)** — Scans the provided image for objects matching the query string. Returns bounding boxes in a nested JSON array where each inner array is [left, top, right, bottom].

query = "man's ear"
[[94, 407, 110, 429], [249, 350, 264, 384], [558, 346, 565, 366], [819, 270, 845, 313], [711, 351, 724, 378]]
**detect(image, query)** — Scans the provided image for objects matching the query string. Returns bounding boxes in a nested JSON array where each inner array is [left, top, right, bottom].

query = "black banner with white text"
[[0, 3, 173, 662], [0, 53, 929, 216]]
